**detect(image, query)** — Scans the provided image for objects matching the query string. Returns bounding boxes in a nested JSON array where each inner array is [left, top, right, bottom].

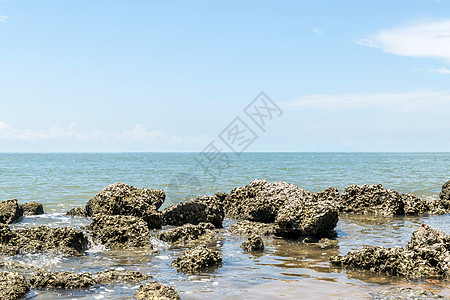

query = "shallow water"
[[1, 153, 450, 299]]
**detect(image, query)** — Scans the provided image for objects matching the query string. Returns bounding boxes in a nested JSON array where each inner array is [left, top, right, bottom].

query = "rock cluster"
[[0, 271, 30, 300], [331, 224, 450, 279], [0, 200, 23, 225], [158, 222, 215, 243], [172, 245, 222, 273], [241, 235, 264, 253], [135, 281, 180, 300], [0, 224, 89, 256]]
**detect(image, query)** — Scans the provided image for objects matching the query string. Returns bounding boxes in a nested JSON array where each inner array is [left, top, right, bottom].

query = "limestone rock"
[[0, 271, 30, 300], [135, 281, 180, 300], [21, 201, 44, 216], [172, 245, 222, 273], [241, 235, 264, 253], [0, 199, 23, 224]]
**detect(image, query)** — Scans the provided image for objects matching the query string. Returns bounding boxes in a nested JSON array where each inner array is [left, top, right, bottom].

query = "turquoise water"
[[1, 153, 450, 299]]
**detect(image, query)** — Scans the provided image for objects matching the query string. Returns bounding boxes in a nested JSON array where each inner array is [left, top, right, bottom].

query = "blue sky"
[[1, 0, 450, 152]]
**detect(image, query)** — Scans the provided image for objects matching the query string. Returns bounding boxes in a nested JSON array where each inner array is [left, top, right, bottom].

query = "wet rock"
[[371, 287, 444, 299], [225, 180, 312, 223], [88, 215, 152, 249], [0, 199, 23, 224], [30, 271, 96, 289], [21, 201, 44, 216], [93, 269, 152, 284], [331, 224, 450, 279], [432, 180, 450, 214], [0, 225, 89, 256], [158, 222, 215, 243], [66, 207, 88, 217], [401, 194, 431, 215], [275, 187, 339, 238], [172, 245, 222, 273], [162, 194, 224, 228], [230, 220, 279, 236], [85, 182, 165, 228], [0, 271, 30, 300], [316, 238, 339, 249], [241, 235, 264, 253], [135, 281, 180, 300]]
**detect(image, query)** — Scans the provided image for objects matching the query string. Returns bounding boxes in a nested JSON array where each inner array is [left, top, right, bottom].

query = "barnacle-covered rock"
[[88, 215, 152, 249], [331, 224, 450, 279], [85, 182, 164, 228], [158, 222, 215, 243], [0, 271, 30, 300], [21, 201, 44, 216], [241, 234, 264, 253], [135, 281, 180, 300], [0, 199, 23, 224], [401, 194, 431, 215], [0, 225, 88, 256], [93, 269, 152, 284], [171, 245, 222, 273], [162, 194, 224, 228], [432, 180, 450, 214], [230, 220, 279, 236], [66, 207, 88, 217]]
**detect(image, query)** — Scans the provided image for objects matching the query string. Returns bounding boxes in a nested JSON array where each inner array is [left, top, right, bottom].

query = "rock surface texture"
[[0, 271, 30, 300], [172, 245, 222, 273], [0, 199, 23, 224], [135, 281, 180, 300]]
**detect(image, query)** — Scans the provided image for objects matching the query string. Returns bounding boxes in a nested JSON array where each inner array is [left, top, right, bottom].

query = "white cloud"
[[0, 122, 210, 144], [431, 67, 450, 74], [312, 28, 324, 35], [283, 90, 450, 111], [357, 19, 450, 61], [0, 15, 9, 23]]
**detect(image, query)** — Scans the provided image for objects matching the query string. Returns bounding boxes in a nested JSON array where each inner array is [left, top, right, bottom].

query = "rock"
[[401, 194, 430, 215], [85, 182, 165, 229], [331, 224, 450, 279], [88, 215, 152, 249], [162, 194, 224, 228], [172, 245, 222, 273], [0, 225, 89, 256], [316, 238, 339, 249], [0, 199, 23, 224], [93, 269, 152, 284], [275, 187, 339, 238], [371, 287, 444, 299], [432, 180, 450, 214], [135, 281, 180, 300], [66, 207, 88, 217], [225, 180, 312, 223], [0, 271, 30, 300], [21, 201, 44, 216], [230, 220, 279, 236], [30, 269, 151, 290], [241, 235, 264, 253], [158, 222, 215, 243]]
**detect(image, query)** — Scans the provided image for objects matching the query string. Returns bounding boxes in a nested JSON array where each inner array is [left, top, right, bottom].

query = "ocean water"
[[1, 152, 450, 299]]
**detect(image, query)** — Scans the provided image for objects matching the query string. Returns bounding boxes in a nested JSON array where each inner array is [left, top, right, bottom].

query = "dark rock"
[[241, 235, 264, 252], [162, 194, 224, 228], [85, 182, 165, 228], [331, 224, 450, 279], [225, 180, 311, 223], [30, 271, 96, 289], [0, 225, 89, 256], [21, 201, 44, 216], [0, 199, 23, 224], [88, 215, 152, 249], [402, 194, 431, 215], [158, 222, 215, 243], [371, 287, 444, 299], [93, 269, 152, 284], [66, 207, 88, 217], [172, 245, 222, 273], [0, 271, 30, 300], [135, 281, 180, 300], [275, 187, 339, 238], [230, 220, 279, 236]]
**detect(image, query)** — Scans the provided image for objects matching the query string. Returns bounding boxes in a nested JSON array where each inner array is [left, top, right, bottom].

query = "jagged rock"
[[85, 182, 164, 228], [93, 269, 152, 284], [162, 194, 224, 228], [225, 180, 312, 223], [172, 245, 222, 273], [21, 201, 44, 216], [401, 194, 431, 215], [0, 271, 30, 300], [275, 187, 339, 238], [135, 281, 180, 300], [0, 199, 23, 224], [66, 207, 88, 217], [0, 225, 88, 256], [230, 220, 279, 236], [331, 224, 450, 279], [241, 235, 264, 252], [88, 215, 152, 249], [158, 222, 215, 243], [432, 180, 450, 214]]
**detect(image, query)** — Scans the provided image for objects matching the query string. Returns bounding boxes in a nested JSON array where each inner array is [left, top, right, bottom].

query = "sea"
[[0, 152, 449, 299]]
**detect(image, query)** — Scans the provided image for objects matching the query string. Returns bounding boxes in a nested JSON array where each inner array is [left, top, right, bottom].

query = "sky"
[[1, 0, 450, 152]]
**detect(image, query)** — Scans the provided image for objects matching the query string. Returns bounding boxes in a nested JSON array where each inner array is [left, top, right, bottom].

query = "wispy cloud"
[[0, 15, 9, 23], [0, 122, 210, 144], [283, 90, 450, 111], [357, 19, 450, 61], [312, 28, 324, 35], [431, 67, 450, 74]]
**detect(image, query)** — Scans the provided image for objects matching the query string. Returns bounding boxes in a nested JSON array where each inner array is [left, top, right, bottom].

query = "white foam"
[[150, 237, 170, 250]]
